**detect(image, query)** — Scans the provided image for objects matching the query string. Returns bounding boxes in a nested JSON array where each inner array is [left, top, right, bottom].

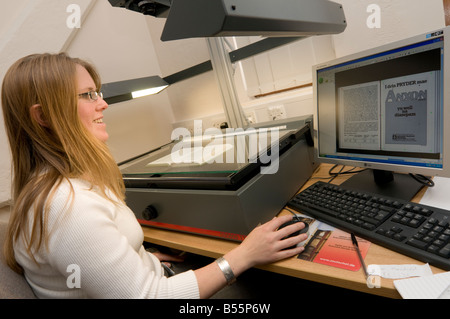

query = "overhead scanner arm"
[[108, 0, 347, 41]]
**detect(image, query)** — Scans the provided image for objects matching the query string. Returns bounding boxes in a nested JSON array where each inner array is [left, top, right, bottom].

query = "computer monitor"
[[313, 27, 450, 201]]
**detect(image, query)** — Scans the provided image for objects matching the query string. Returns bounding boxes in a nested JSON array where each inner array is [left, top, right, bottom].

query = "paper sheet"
[[146, 144, 234, 167], [368, 263, 433, 279], [438, 284, 450, 299], [394, 271, 450, 299], [419, 176, 450, 210]]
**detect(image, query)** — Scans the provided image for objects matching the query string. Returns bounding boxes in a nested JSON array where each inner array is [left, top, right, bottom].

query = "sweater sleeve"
[[44, 182, 200, 299]]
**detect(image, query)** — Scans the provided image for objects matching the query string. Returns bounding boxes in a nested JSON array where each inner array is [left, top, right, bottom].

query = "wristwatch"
[[216, 257, 237, 285]]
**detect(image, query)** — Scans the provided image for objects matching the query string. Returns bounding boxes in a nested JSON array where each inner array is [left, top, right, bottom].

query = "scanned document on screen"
[[337, 71, 439, 154]]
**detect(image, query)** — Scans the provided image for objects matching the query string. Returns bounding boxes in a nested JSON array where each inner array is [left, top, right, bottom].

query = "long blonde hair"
[[1, 53, 125, 273]]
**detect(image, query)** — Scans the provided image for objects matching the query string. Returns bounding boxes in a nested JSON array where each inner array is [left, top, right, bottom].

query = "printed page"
[[338, 81, 380, 150], [296, 213, 371, 272], [381, 72, 438, 153], [309, 229, 370, 271]]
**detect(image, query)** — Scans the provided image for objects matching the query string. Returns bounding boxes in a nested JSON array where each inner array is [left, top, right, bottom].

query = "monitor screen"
[[313, 27, 450, 200]]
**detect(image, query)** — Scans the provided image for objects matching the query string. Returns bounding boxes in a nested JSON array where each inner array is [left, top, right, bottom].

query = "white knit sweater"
[[14, 178, 200, 299]]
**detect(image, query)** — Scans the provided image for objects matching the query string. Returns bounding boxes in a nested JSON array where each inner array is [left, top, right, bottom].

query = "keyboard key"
[[393, 234, 406, 242], [428, 245, 440, 254], [438, 244, 450, 258], [406, 238, 428, 250]]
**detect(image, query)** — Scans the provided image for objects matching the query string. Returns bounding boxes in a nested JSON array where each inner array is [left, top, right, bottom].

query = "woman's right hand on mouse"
[[224, 214, 308, 271], [195, 214, 308, 298]]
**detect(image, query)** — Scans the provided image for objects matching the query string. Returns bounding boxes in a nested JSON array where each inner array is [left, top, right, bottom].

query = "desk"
[[142, 163, 446, 298]]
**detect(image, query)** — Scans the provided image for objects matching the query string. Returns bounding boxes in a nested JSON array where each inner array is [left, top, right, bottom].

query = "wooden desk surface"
[[142, 164, 446, 299]]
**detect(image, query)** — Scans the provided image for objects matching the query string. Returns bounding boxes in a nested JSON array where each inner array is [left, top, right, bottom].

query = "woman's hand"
[[150, 249, 186, 268], [226, 214, 308, 270], [194, 214, 308, 298]]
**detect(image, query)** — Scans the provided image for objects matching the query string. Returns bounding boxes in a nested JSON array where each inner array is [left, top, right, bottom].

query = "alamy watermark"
[[367, 275, 381, 289], [65, 4, 382, 31], [66, 264, 81, 289], [367, 4, 381, 29], [171, 120, 280, 175], [66, 4, 81, 29], [64, 262, 381, 290]]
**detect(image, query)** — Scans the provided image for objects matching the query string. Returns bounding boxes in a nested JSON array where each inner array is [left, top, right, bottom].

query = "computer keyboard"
[[287, 181, 450, 271]]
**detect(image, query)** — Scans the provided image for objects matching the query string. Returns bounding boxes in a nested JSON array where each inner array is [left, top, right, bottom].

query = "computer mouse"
[[278, 219, 309, 240]]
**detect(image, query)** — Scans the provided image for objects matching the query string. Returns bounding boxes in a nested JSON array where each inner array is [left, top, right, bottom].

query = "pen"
[[351, 233, 369, 279]]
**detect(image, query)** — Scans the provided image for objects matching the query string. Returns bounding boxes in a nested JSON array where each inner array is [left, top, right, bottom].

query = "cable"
[[327, 164, 367, 183], [327, 165, 434, 188], [309, 164, 365, 183], [409, 173, 435, 187], [328, 164, 367, 176], [284, 207, 301, 221]]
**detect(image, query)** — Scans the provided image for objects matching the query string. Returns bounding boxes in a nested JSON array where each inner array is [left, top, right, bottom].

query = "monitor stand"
[[340, 169, 425, 202]]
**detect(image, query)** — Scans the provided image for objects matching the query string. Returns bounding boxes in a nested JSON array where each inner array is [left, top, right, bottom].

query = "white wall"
[[145, 18, 225, 124], [334, 0, 445, 57]]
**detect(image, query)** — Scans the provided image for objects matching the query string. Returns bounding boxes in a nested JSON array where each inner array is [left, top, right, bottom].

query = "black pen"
[[351, 233, 369, 279]]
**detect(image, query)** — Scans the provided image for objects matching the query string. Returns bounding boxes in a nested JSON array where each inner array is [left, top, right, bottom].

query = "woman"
[[1, 53, 307, 298]]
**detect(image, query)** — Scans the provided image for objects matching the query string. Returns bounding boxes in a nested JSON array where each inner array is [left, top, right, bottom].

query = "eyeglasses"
[[78, 90, 103, 102]]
